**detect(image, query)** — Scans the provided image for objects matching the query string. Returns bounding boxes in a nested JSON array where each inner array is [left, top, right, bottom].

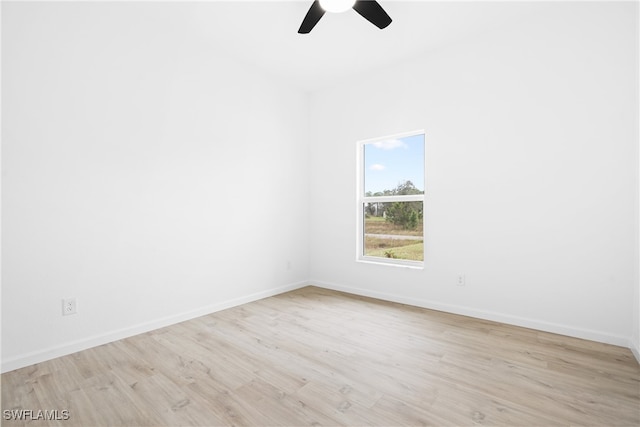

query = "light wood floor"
[[2, 286, 639, 426]]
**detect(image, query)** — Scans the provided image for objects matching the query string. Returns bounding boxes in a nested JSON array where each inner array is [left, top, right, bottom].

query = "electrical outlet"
[[457, 274, 466, 286], [62, 298, 77, 316], [286, 260, 292, 271]]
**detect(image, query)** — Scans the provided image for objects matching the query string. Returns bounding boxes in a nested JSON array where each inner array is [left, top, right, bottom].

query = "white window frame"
[[356, 130, 426, 268]]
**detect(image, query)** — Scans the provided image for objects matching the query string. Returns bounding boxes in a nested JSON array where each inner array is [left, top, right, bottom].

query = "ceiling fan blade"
[[352, 0, 392, 29], [298, 1, 326, 34]]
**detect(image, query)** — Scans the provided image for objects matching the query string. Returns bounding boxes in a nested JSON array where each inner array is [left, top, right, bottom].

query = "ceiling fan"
[[298, 0, 392, 34]]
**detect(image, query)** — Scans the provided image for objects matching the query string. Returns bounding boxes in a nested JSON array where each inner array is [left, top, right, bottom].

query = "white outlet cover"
[[62, 298, 77, 315], [457, 274, 466, 286]]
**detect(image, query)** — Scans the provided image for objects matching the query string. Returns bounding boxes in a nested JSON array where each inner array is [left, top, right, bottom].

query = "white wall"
[[3, 1, 638, 373], [635, 0, 640, 360], [2, 3, 309, 372], [309, 2, 638, 346]]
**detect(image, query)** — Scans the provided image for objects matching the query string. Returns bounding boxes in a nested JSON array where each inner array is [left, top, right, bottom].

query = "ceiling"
[[181, 1, 548, 92]]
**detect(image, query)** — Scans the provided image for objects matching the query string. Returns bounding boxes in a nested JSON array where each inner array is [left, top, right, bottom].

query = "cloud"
[[372, 139, 407, 150], [370, 164, 385, 171]]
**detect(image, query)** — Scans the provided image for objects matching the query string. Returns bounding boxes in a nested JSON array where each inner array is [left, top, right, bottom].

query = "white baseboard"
[[631, 341, 640, 364], [1, 281, 308, 373], [310, 279, 632, 349]]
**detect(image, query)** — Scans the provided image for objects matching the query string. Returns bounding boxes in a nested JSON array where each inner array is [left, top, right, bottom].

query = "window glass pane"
[[364, 133, 424, 197], [363, 201, 423, 261]]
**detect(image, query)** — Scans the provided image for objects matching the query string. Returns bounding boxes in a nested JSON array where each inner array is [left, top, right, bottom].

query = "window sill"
[[357, 257, 424, 270]]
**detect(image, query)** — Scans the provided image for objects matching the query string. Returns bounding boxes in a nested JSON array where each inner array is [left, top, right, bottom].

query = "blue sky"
[[364, 133, 424, 194]]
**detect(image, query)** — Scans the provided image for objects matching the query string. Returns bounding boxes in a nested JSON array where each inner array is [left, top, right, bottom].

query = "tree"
[[395, 180, 422, 196], [383, 180, 423, 229], [365, 191, 386, 217], [385, 202, 419, 229]]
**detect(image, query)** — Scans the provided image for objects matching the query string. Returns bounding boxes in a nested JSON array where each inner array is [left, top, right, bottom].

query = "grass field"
[[365, 240, 424, 261], [364, 216, 424, 261], [364, 216, 423, 236]]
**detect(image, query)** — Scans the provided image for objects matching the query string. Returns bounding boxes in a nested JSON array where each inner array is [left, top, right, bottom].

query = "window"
[[357, 130, 425, 267]]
